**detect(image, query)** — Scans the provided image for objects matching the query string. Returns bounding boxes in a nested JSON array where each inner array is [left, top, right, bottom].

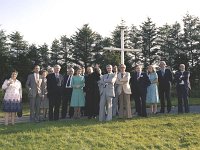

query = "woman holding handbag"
[[2, 70, 22, 125]]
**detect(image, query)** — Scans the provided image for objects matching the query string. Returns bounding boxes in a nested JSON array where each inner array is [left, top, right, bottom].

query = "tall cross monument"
[[103, 20, 141, 64]]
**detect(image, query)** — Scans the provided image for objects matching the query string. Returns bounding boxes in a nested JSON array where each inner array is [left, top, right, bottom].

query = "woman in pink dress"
[[2, 70, 22, 125]]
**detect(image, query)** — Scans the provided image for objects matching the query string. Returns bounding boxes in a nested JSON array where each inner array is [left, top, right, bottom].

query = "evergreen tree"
[[0, 29, 10, 83], [9, 31, 30, 85], [182, 13, 200, 67], [60, 35, 72, 67], [9, 31, 28, 58], [50, 39, 63, 65], [140, 18, 159, 66], [70, 24, 100, 67], [27, 44, 41, 66], [128, 25, 143, 68], [39, 43, 50, 68]]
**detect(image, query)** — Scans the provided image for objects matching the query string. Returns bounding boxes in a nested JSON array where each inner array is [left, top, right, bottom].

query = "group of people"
[[1, 61, 191, 125]]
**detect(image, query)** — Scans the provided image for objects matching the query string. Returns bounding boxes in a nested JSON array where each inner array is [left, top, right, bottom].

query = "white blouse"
[[2, 79, 22, 101]]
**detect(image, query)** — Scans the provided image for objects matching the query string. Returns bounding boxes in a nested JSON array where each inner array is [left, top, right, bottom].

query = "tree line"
[[0, 13, 200, 88]]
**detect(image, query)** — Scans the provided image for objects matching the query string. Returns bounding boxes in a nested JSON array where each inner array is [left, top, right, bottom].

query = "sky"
[[0, 0, 200, 45]]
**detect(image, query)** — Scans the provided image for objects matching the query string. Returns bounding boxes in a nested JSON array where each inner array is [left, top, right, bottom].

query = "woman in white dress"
[[2, 70, 22, 125]]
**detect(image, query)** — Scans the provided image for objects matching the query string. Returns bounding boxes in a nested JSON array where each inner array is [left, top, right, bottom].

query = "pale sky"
[[0, 0, 200, 45]]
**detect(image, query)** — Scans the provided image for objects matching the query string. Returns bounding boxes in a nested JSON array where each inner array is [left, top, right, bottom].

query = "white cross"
[[103, 20, 141, 64]]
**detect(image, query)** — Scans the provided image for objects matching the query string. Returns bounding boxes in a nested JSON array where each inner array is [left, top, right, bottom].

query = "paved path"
[[0, 106, 200, 125]]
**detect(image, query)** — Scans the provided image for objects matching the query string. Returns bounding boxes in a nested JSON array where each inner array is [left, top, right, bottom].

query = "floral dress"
[[2, 79, 22, 112]]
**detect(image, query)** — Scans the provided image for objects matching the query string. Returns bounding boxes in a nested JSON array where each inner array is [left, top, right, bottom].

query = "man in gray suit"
[[26, 65, 42, 122], [99, 65, 117, 121]]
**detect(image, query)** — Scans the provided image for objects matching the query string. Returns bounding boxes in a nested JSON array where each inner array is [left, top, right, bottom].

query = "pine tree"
[[128, 25, 142, 68], [39, 43, 50, 68], [50, 39, 63, 65], [0, 29, 10, 83], [70, 24, 99, 67], [27, 44, 41, 66], [140, 18, 159, 66], [182, 13, 200, 67]]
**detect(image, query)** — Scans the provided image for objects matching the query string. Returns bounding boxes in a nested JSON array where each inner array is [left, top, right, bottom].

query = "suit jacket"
[[26, 73, 42, 98], [116, 72, 132, 95], [47, 73, 64, 97], [130, 72, 151, 95], [99, 73, 117, 97], [174, 71, 191, 89], [157, 68, 173, 88]]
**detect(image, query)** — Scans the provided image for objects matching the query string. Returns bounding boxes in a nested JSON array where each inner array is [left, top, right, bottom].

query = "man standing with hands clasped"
[[99, 65, 117, 121]]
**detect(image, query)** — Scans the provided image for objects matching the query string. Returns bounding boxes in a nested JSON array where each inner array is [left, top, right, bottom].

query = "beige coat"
[[116, 72, 132, 95]]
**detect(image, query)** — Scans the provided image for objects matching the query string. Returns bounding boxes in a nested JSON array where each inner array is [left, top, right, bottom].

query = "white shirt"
[[180, 71, 184, 85], [34, 73, 39, 82], [66, 75, 73, 88]]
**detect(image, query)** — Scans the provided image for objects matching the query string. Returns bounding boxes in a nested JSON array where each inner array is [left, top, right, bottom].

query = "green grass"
[[0, 98, 200, 118], [0, 114, 200, 149]]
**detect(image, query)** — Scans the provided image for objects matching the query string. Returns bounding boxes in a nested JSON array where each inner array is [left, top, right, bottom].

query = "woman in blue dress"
[[146, 65, 159, 114], [70, 67, 85, 118]]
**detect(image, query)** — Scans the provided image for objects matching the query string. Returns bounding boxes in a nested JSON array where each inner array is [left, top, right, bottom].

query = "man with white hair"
[[174, 64, 190, 113], [47, 65, 63, 120], [99, 65, 117, 121]]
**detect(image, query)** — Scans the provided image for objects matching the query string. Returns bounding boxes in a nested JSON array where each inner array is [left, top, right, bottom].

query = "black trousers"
[[61, 88, 74, 118], [134, 91, 147, 117], [159, 86, 171, 113], [49, 94, 61, 121], [177, 85, 189, 113]]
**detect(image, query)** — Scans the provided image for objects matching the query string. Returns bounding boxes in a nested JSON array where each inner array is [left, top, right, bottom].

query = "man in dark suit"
[[130, 65, 151, 117], [157, 61, 173, 113], [61, 67, 74, 119], [47, 65, 63, 120], [174, 64, 190, 113]]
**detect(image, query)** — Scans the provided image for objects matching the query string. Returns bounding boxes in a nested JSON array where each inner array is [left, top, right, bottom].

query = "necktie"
[[121, 73, 123, 78], [161, 69, 165, 76], [107, 74, 109, 79], [56, 74, 59, 84], [66, 76, 71, 87], [137, 73, 140, 78]]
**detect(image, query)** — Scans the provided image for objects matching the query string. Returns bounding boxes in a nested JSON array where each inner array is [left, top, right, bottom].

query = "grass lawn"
[[0, 114, 200, 149], [0, 97, 200, 118]]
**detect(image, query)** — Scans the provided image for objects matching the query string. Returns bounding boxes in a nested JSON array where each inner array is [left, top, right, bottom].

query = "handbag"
[[17, 101, 23, 117], [17, 110, 23, 117]]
